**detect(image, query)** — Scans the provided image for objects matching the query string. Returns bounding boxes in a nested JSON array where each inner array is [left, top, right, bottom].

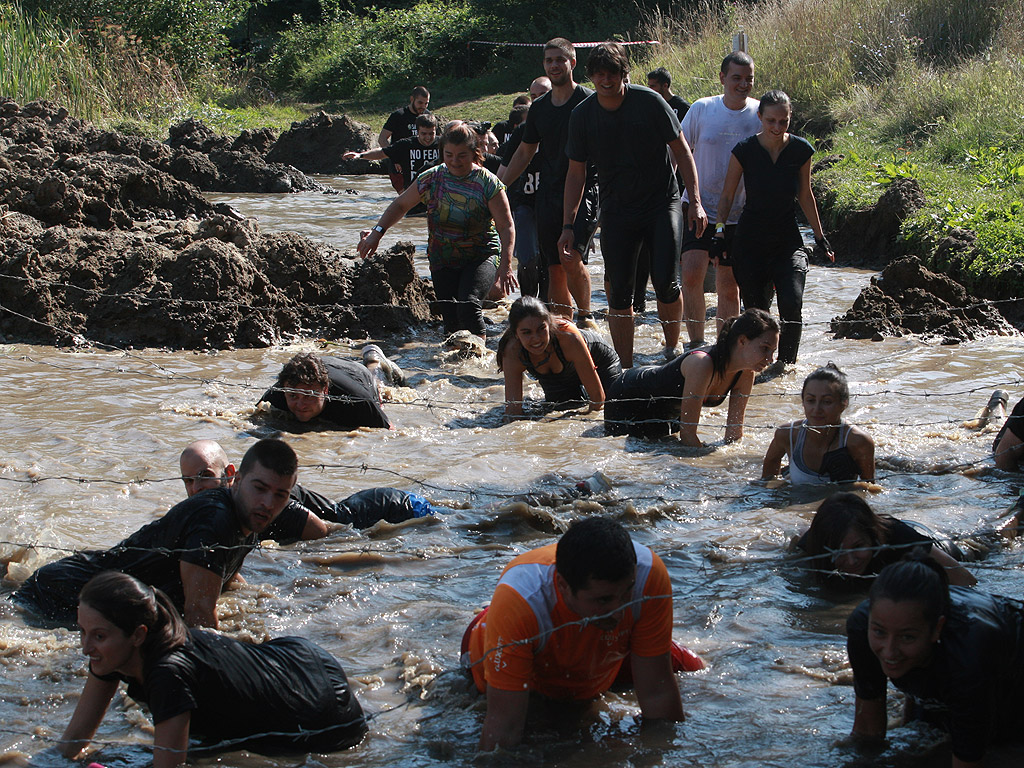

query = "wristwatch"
[[371, 225, 385, 234]]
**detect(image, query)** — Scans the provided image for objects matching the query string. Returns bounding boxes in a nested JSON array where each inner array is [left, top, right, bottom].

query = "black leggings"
[[431, 257, 497, 336], [600, 204, 683, 310], [734, 244, 807, 364]]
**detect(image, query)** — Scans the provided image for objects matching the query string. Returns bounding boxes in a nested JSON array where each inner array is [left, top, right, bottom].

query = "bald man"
[[180, 440, 435, 530]]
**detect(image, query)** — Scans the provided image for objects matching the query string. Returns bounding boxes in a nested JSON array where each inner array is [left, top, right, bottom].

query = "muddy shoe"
[[444, 330, 486, 359], [755, 360, 790, 384], [577, 314, 600, 332], [663, 344, 682, 361], [362, 344, 406, 386]]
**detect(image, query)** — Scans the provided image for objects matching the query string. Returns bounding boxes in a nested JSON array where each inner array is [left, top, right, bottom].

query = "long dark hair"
[[802, 492, 891, 579], [496, 296, 558, 372], [705, 308, 779, 377], [869, 555, 950, 629], [802, 362, 849, 402], [79, 571, 189, 662]]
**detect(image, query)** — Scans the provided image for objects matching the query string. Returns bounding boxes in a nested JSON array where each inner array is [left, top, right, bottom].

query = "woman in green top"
[[358, 121, 517, 339]]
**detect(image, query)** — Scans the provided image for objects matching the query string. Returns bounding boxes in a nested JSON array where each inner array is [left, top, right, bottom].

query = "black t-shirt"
[[115, 630, 365, 751], [258, 357, 391, 430], [566, 84, 681, 217], [382, 136, 440, 189], [492, 119, 517, 149], [993, 396, 1024, 451], [847, 587, 1024, 763], [731, 134, 814, 223], [666, 94, 691, 123], [501, 123, 541, 209], [522, 84, 597, 205], [382, 106, 426, 144]]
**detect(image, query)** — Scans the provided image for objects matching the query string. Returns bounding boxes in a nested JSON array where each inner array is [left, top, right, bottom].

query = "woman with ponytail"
[[58, 572, 365, 766], [604, 308, 779, 443], [846, 557, 1024, 765]]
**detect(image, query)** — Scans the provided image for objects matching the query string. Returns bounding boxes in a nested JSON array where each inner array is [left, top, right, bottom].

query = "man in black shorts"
[[379, 85, 431, 191], [345, 114, 440, 198], [560, 42, 706, 368], [14, 439, 315, 629], [499, 38, 598, 327], [257, 351, 392, 430]]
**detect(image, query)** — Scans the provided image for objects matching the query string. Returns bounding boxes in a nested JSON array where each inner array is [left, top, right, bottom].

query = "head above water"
[[720, 50, 754, 75], [496, 296, 557, 371], [79, 571, 188, 662], [237, 438, 298, 478], [179, 439, 235, 497], [276, 352, 330, 422], [529, 76, 552, 100], [802, 362, 849, 401], [803, 492, 890, 578], [555, 516, 637, 594], [706, 308, 780, 377], [409, 85, 430, 114], [869, 556, 950, 631], [586, 41, 630, 79]]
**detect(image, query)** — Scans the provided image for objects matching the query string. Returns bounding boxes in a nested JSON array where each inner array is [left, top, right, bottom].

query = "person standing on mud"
[[357, 122, 516, 340], [345, 114, 440, 208], [379, 85, 432, 192], [500, 38, 599, 327], [560, 42, 707, 368], [679, 52, 761, 348], [499, 77, 553, 298], [715, 89, 834, 376]]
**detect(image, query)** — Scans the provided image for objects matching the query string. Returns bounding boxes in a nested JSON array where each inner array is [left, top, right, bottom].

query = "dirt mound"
[[265, 111, 378, 174], [829, 177, 926, 265], [830, 256, 1015, 342], [0, 211, 434, 349]]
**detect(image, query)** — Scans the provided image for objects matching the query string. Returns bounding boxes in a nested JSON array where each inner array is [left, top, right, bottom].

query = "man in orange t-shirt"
[[463, 517, 689, 750]]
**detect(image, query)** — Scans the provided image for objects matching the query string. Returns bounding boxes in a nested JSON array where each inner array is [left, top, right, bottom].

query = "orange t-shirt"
[[468, 541, 673, 699]]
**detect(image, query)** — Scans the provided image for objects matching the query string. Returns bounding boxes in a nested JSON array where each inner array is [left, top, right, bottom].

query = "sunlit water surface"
[[1, 175, 1022, 768]]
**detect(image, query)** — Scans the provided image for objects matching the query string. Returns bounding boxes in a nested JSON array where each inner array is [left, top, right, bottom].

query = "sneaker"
[[755, 360, 790, 384], [683, 339, 706, 352], [362, 344, 406, 386], [663, 344, 682, 361], [577, 314, 600, 332]]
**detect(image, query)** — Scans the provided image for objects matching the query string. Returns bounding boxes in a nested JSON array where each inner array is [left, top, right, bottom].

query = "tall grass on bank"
[[0, 2, 100, 117]]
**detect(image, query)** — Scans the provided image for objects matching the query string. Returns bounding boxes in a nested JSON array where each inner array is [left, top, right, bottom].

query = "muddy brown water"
[[1, 174, 1022, 768]]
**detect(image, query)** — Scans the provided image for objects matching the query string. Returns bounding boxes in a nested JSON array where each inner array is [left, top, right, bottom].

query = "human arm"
[[343, 147, 388, 162], [300, 511, 329, 540], [479, 685, 530, 751], [377, 128, 392, 148], [929, 546, 977, 587], [677, 353, 715, 447], [847, 427, 876, 481], [501, 343, 527, 418], [631, 652, 684, 721], [497, 140, 538, 184], [557, 159, 587, 257], [152, 712, 191, 768], [488, 188, 518, 295], [668, 133, 706, 237], [851, 695, 887, 742], [356, 184, 423, 258], [724, 371, 754, 444], [58, 674, 118, 758], [561, 328, 606, 412], [796, 159, 834, 261], [994, 429, 1024, 471], [715, 155, 744, 234], [179, 560, 223, 629], [761, 426, 791, 479]]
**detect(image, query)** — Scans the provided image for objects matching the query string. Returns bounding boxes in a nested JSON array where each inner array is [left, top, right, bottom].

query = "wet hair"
[[869, 556, 950, 629], [556, 517, 637, 593], [721, 51, 754, 74], [512, 94, 531, 107], [586, 42, 630, 78], [705, 308, 779, 378], [439, 122, 485, 165], [544, 37, 575, 60], [802, 492, 891, 578], [496, 296, 557, 372], [276, 351, 328, 391], [237, 438, 298, 478], [411, 85, 430, 100], [79, 571, 188, 662], [415, 113, 438, 130], [802, 362, 849, 402], [758, 89, 791, 115], [508, 103, 530, 126], [647, 66, 671, 86]]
